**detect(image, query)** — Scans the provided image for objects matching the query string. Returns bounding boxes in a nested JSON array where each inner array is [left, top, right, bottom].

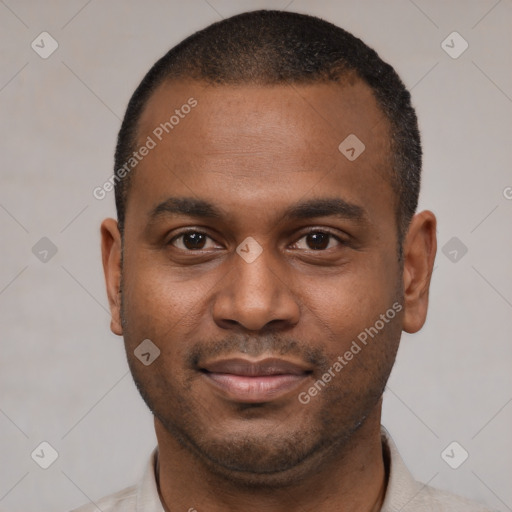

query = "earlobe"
[[402, 210, 437, 334], [100, 218, 123, 336]]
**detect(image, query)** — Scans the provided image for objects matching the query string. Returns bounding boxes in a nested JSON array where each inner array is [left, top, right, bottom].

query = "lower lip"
[[203, 373, 309, 403]]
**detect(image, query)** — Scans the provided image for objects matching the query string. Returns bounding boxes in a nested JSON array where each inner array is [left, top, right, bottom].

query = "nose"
[[211, 242, 300, 332]]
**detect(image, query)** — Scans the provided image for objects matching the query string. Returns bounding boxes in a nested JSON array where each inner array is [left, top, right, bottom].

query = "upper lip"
[[201, 357, 311, 377]]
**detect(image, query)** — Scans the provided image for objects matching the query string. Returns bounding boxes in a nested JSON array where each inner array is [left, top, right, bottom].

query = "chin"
[[158, 410, 352, 488]]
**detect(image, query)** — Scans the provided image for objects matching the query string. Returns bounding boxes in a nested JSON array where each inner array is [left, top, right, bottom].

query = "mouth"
[[200, 357, 313, 403]]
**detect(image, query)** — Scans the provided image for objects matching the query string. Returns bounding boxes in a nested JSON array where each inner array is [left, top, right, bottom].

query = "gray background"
[[1, 1, 511, 511]]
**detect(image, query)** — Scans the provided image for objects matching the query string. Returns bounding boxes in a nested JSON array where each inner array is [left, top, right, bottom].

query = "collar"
[[379, 426, 425, 511], [136, 446, 164, 512]]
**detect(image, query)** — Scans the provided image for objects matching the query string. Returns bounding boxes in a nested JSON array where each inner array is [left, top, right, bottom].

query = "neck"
[[155, 404, 387, 512]]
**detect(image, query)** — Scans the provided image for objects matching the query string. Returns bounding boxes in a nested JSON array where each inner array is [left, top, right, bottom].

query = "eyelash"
[[168, 229, 346, 251]]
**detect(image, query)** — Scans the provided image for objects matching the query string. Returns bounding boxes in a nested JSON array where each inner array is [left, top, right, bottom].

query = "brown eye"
[[293, 231, 342, 251], [306, 232, 330, 250], [170, 232, 216, 251]]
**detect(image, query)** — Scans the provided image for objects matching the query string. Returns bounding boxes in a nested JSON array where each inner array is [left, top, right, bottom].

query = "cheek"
[[301, 259, 396, 341], [121, 255, 216, 344]]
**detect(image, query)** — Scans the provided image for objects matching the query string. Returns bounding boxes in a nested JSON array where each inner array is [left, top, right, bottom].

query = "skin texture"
[[101, 79, 437, 512]]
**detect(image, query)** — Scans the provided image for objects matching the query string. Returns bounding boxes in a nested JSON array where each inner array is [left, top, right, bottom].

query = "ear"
[[402, 210, 437, 334], [101, 218, 123, 336]]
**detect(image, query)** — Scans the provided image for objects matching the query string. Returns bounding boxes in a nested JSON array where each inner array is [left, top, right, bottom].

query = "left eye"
[[292, 231, 342, 251]]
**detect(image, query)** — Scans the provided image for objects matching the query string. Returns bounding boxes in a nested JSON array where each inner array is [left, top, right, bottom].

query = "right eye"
[[168, 231, 221, 251]]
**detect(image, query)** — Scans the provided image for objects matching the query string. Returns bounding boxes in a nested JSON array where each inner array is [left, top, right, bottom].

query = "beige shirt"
[[71, 427, 493, 512]]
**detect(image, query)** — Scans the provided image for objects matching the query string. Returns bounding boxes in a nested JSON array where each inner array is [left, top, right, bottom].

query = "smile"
[[200, 357, 312, 403]]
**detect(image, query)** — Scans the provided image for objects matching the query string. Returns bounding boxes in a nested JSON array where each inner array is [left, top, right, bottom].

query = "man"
[[75, 9, 492, 512]]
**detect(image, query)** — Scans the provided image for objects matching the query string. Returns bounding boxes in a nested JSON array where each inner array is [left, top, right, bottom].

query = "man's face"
[[116, 79, 405, 481]]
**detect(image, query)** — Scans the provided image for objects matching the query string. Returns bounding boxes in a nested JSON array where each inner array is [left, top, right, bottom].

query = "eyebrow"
[[148, 196, 368, 224]]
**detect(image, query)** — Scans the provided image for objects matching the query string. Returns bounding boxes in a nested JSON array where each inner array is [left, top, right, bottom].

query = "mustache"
[[186, 332, 330, 371]]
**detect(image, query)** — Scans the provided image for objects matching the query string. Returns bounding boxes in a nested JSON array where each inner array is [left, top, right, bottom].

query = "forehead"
[[137, 78, 391, 164], [128, 79, 395, 230]]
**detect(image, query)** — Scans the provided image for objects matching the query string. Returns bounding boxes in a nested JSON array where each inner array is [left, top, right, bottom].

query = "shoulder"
[[70, 484, 137, 512], [70, 446, 161, 512], [381, 427, 494, 512], [403, 483, 495, 512]]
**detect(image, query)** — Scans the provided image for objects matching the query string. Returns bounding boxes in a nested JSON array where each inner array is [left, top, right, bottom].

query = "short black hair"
[[114, 9, 421, 245]]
